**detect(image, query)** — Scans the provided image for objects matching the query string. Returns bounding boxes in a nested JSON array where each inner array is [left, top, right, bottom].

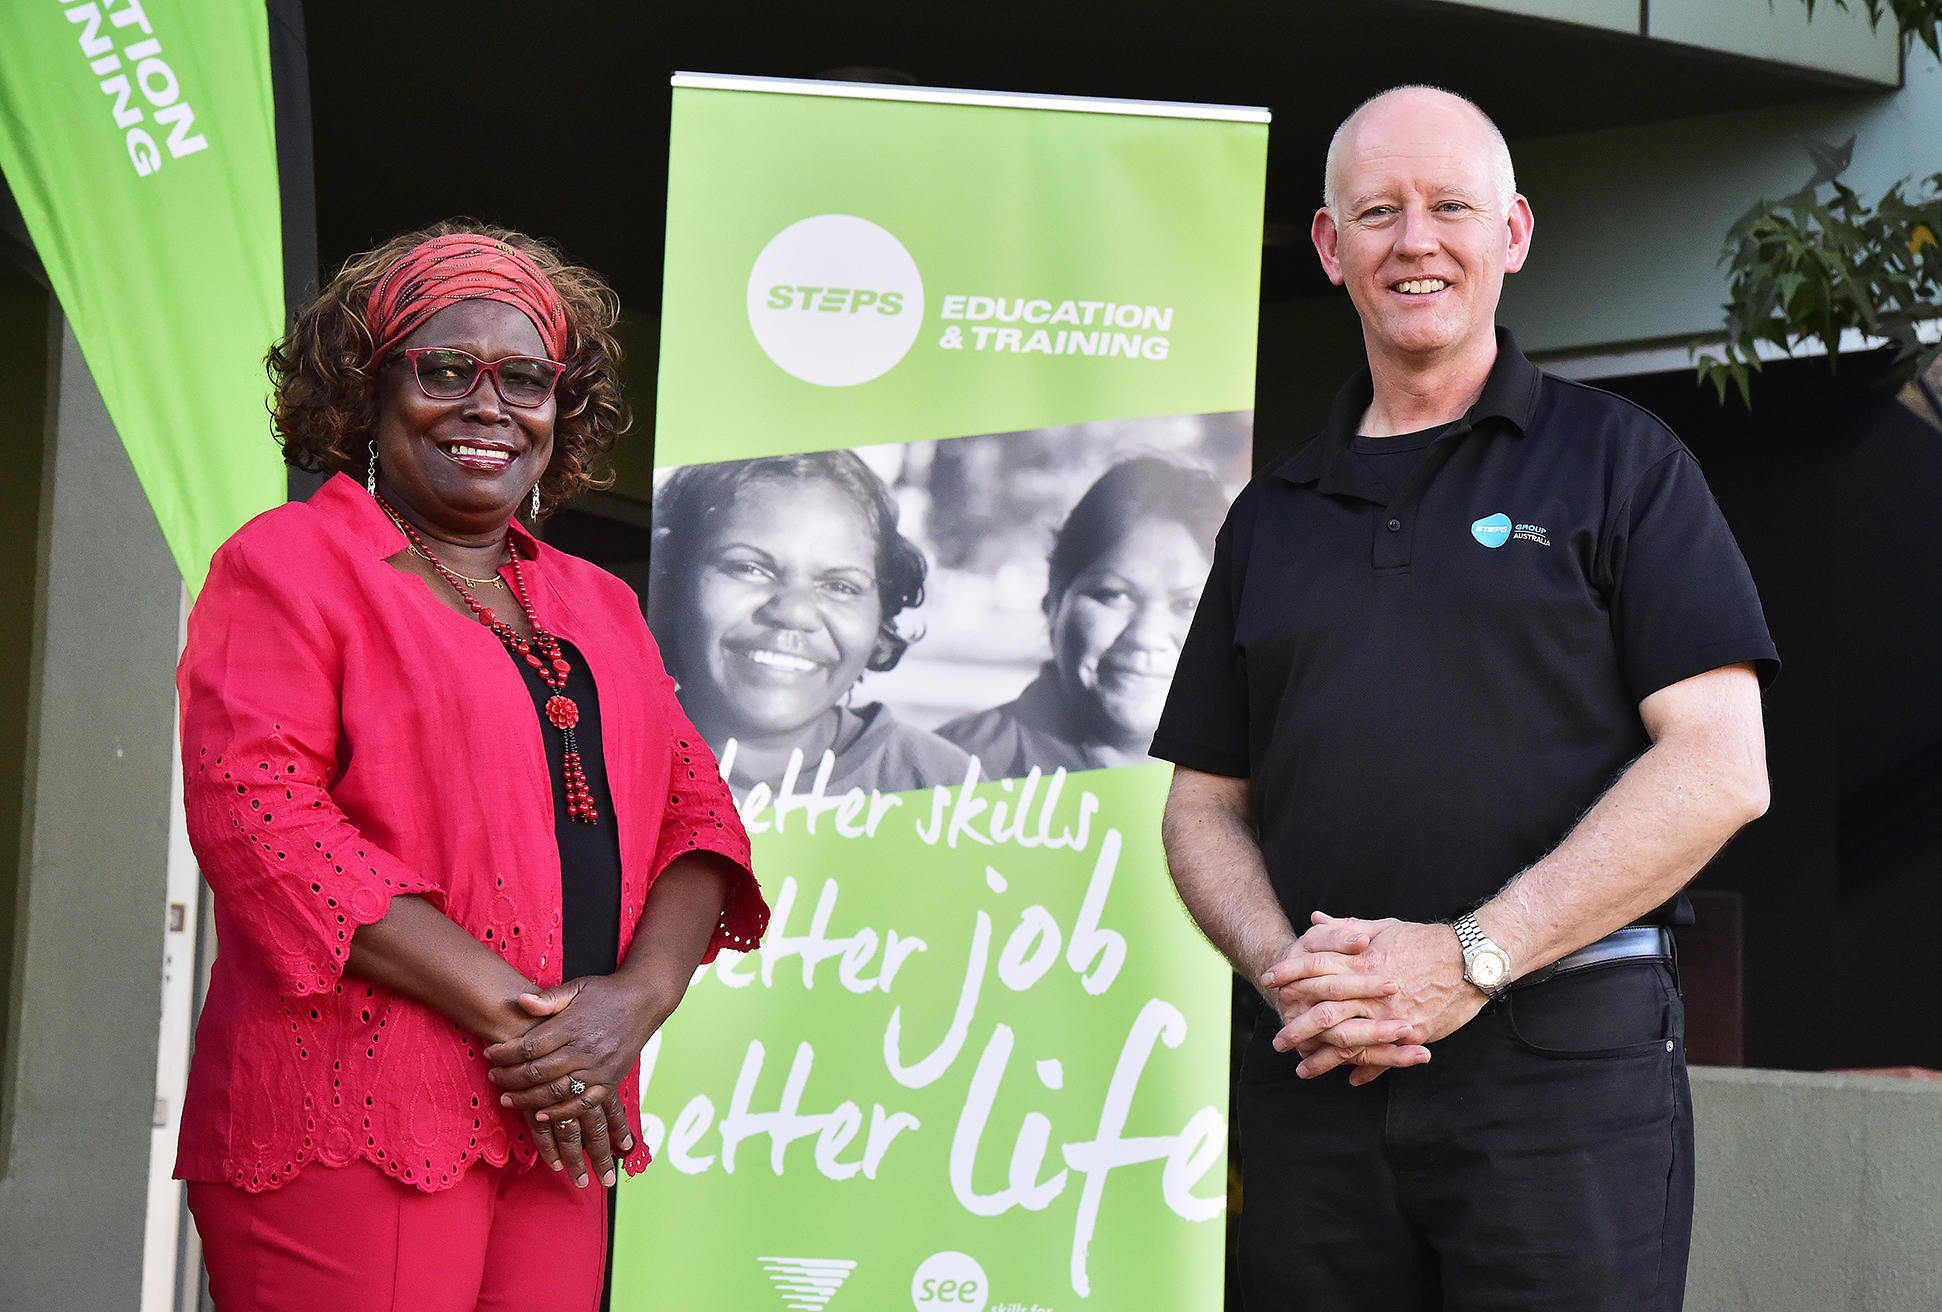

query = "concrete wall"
[[1689, 1066, 1942, 1311], [0, 318, 183, 1309], [0, 248, 49, 1178], [1501, 42, 1942, 356], [1650, 0, 1899, 84], [1453, 0, 1901, 82], [1451, 0, 1637, 35]]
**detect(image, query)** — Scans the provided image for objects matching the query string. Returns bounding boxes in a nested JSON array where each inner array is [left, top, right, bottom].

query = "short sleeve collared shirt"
[[1152, 330, 1778, 926]]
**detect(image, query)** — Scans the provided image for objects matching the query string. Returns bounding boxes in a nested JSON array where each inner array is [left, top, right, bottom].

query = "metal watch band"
[[1453, 913, 1509, 995]]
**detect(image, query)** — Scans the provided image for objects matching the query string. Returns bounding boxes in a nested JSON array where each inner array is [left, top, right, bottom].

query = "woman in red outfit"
[[176, 223, 767, 1311]]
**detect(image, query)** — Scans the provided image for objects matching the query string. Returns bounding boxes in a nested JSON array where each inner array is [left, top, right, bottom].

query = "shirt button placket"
[[1374, 509, 1413, 570], [1372, 422, 1464, 572]]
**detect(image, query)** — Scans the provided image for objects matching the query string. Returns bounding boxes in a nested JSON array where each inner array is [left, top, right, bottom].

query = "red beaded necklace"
[[378, 496, 599, 824]]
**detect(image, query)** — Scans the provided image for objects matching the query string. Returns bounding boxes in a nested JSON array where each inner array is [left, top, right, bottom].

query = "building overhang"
[[298, 0, 1910, 308]]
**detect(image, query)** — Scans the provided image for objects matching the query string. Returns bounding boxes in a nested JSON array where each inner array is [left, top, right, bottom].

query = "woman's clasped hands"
[[486, 975, 664, 1190]]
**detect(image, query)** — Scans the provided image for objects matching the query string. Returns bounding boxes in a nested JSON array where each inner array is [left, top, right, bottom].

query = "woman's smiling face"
[[678, 475, 885, 746], [371, 299, 555, 538], [1048, 517, 1208, 750]]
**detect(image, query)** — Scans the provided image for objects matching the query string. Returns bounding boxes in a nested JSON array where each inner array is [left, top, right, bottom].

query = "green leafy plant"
[[1696, 136, 1942, 406]]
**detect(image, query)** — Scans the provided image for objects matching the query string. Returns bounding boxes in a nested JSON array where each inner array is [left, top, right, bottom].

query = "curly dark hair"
[[649, 450, 929, 676], [268, 219, 627, 515]]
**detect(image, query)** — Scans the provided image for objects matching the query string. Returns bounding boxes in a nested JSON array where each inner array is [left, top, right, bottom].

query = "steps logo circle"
[[910, 1250, 988, 1312], [746, 214, 925, 387], [1471, 513, 1512, 548]]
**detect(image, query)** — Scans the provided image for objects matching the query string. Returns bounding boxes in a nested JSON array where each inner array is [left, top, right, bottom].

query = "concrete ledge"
[[1443, 0, 1637, 35], [1689, 1065, 1942, 1311], [1445, 0, 1902, 84], [1651, 0, 1901, 87]]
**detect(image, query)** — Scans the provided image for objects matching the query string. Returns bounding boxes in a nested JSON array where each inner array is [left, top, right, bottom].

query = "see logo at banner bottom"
[[913, 1251, 990, 1311]]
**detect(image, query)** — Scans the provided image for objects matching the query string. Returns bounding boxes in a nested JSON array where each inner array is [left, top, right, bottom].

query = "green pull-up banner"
[[621, 74, 1267, 1312], [0, 0, 286, 592]]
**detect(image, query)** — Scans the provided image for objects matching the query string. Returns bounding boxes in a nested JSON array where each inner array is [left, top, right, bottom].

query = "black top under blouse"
[[503, 636, 623, 979]]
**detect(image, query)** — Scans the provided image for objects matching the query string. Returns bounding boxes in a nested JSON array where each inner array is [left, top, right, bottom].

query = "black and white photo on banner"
[[648, 412, 1251, 802]]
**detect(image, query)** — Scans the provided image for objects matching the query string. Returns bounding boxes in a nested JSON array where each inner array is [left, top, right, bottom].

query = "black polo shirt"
[[1153, 329, 1778, 927]]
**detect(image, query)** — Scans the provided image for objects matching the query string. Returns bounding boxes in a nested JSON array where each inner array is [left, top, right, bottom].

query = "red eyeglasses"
[[396, 347, 564, 408]]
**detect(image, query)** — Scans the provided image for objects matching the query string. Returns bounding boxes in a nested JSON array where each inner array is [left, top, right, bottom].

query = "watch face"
[[1471, 950, 1507, 988]]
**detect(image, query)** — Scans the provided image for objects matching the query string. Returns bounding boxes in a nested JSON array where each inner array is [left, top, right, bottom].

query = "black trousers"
[[1236, 961, 1693, 1312]]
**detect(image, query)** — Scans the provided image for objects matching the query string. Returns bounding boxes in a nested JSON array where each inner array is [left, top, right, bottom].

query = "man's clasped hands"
[[1262, 911, 1493, 1085]]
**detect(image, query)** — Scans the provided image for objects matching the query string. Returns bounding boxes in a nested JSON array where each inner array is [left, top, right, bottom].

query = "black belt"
[[1512, 925, 1674, 991]]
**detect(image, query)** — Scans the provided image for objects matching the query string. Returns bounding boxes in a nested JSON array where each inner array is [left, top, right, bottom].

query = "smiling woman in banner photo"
[[938, 457, 1226, 777], [174, 222, 767, 1312], [648, 450, 974, 799]]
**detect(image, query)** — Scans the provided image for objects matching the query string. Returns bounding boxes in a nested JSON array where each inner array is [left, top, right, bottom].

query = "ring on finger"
[[554, 1117, 576, 1130], [568, 1076, 587, 1096]]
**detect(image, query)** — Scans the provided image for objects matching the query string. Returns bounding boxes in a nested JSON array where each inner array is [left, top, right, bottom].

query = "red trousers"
[[189, 1158, 608, 1312]]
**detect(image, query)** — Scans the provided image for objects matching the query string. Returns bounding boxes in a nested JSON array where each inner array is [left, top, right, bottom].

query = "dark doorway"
[[1597, 352, 1942, 1072]]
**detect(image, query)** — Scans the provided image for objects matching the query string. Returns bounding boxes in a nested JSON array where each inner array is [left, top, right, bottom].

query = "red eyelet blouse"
[[174, 474, 766, 1193]]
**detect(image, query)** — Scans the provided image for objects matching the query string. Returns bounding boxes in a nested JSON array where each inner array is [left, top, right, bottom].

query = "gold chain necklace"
[[383, 508, 509, 590]]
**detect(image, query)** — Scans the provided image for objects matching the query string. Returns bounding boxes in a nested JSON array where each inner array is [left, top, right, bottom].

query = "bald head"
[[1323, 86, 1515, 217]]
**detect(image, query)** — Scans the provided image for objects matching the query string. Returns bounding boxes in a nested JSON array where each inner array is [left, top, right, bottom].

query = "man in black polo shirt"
[[1154, 86, 1777, 1311]]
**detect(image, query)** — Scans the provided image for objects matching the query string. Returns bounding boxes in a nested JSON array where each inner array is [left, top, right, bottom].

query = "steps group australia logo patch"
[[1470, 513, 1512, 548]]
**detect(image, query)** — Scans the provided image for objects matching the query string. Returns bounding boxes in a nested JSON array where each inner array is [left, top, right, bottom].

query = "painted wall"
[[1688, 1066, 1942, 1310], [1454, 0, 1901, 81], [0, 254, 48, 1172], [1501, 42, 1942, 356], [0, 318, 182, 1310], [1650, 0, 1899, 83]]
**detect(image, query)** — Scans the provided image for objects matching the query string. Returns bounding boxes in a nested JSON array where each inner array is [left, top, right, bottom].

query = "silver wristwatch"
[[1453, 913, 1511, 997]]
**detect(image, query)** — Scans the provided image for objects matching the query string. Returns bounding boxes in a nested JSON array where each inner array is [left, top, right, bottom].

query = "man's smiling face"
[[1312, 89, 1533, 367]]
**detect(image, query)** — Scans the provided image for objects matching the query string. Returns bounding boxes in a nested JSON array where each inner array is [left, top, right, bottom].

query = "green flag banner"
[[621, 75, 1266, 1312], [0, 0, 286, 591]]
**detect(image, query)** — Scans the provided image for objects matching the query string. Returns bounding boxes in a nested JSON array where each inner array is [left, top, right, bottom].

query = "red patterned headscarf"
[[363, 233, 569, 369]]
